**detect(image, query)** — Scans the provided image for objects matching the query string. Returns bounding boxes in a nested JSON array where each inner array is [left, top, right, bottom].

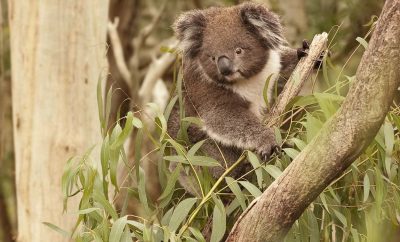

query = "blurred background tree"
[[0, 0, 16, 241]]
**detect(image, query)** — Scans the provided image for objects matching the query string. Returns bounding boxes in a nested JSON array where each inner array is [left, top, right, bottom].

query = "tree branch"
[[227, 0, 400, 241], [267, 33, 328, 127], [107, 17, 132, 89], [138, 41, 178, 105], [129, 0, 168, 104]]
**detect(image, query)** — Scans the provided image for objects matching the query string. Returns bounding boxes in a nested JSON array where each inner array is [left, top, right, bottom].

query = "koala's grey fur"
[[168, 2, 301, 195]]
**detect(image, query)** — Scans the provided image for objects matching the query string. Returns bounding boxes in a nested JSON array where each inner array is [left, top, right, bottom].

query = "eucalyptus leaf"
[[187, 140, 206, 157], [363, 173, 370, 202], [77, 207, 101, 215], [109, 216, 128, 242], [168, 198, 197, 232], [182, 117, 204, 127], [92, 190, 118, 220], [158, 164, 182, 201], [356, 36, 368, 49], [189, 227, 206, 242], [210, 197, 226, 242], [239, 181, 262, 198], [43, 222, 70, 237], [333, 209, 347, 227], [283, 148, 300, 160], [110, 112, 135, 149], [138, 167, 151, 214], [264, 165, 282, 180], [247, 151, 264, 188], [225, 177, 246, 210]]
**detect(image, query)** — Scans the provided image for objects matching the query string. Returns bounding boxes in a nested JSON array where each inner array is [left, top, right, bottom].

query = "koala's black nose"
[[217, 56, 233, 76]]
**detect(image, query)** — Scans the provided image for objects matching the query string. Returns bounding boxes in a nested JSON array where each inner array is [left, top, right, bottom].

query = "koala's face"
[[199, 17, 269, 84], [174, 3, 284, 84]]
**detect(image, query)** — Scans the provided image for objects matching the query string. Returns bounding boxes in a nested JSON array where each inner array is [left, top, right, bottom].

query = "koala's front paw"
[[297, 39, 328, 69], [257, 142, 280, 161], [314, 50, 329, 69]]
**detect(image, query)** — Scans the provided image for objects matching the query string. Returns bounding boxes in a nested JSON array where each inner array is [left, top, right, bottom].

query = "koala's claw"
[[273, 145, 282, 156], [258, 144, 281, 161], [297, 40, 310, 59], [297, 49, 308, 59], [302, 39, 310, 49], [260, 151, 270, 162], [297, 39, 328, 69], [313, 50, 329, 69]]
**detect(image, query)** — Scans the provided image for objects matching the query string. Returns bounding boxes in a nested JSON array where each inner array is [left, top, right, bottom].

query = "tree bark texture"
[[227, 0, 400, 241], [8, 1, 108, 241]]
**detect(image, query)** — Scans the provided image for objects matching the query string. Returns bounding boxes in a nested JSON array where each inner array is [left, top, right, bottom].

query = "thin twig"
[[177, 155, 247, 237], [129, 0, 169, 103], [107, 18, 132, 89], [139, 0, 168, 44]]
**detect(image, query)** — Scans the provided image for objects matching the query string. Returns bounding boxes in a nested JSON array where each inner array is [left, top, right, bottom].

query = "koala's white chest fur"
[[230, 50, 281, 119]]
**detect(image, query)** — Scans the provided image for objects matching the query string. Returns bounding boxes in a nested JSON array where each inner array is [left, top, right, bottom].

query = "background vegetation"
[[3, 0, 400, 241]]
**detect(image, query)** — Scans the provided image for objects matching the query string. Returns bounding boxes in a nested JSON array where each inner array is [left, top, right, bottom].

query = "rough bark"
[[227, 0, 400, 241], [8, 1, 108, 241]]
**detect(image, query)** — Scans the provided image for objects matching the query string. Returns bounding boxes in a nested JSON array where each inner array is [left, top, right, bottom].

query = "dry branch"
[[227, 0, 400, 241], [107, 18, 132, 89], [128, 0, 168, 104], [139, 41, 178, 105], [267, 32, 328, 126]]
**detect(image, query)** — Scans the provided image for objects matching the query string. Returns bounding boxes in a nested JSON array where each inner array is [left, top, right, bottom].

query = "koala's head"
[[174, 3, 284, 84]]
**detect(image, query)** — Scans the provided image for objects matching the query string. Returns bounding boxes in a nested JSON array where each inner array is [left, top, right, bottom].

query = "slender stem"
[[177, 154, 247, 237]]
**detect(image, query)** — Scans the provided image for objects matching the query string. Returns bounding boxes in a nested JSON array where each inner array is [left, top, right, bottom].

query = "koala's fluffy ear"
[[173, 10, 206, 58], [240, 3, 285, 49]]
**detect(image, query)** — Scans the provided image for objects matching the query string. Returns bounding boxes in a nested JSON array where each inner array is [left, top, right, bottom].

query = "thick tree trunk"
[[227, 0, 400, 241], [8, 1, 108, 241]]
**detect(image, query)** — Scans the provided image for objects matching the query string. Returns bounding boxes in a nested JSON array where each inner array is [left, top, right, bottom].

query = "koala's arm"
[[276, 42, 315, 93], [279, 40, 322, 82], [190, 85, 278, 157], [280, 46, 299, 80], [202, 103, 277, 157]]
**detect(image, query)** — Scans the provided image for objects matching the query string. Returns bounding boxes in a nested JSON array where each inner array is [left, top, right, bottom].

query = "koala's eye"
[[235, 48, 243, 54]]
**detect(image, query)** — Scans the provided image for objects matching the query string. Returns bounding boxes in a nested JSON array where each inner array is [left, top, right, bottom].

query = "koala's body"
[[168, 3, 301, 195]]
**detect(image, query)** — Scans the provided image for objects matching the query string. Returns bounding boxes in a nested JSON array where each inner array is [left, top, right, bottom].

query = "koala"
[[168, 2, 306, 195]]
